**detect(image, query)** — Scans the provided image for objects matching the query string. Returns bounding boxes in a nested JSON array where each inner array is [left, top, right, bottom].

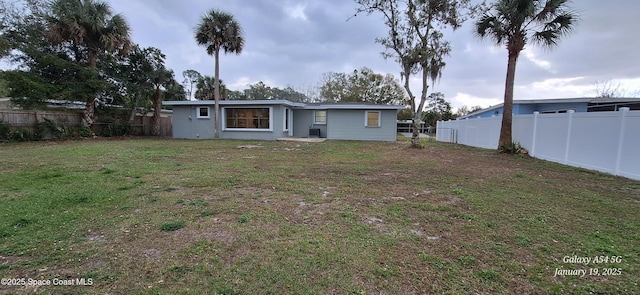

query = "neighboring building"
[[0, 97, 87, 110], [461, 97, 640, 119], [163, 100, 404, 141], [0, 98, 11, 109]]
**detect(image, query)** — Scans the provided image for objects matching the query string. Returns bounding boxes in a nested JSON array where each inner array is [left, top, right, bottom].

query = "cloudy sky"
[[107, 0, 640, 110]]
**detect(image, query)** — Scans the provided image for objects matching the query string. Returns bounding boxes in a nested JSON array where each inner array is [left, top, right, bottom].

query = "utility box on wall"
[[309, 128, 320, 138]]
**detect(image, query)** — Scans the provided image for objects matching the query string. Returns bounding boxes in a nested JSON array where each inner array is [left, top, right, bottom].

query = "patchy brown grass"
[[0, 138, 638, 294]]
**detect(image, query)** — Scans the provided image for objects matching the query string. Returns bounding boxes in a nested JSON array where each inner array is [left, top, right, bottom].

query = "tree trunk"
[[409, 67, 430, 148], [82, 99, 95, 128], [128, 93, 138, 124], [499, 50, 520, 150], [152, 87, 162, 136], [400, 66, 424, 148], [82, 51, 98, 128], [213, 49, 221, 139], [411, 117, 421, 147]]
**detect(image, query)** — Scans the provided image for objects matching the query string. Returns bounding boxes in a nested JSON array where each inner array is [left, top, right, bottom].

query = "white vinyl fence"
[[436, 108, 640, 181]]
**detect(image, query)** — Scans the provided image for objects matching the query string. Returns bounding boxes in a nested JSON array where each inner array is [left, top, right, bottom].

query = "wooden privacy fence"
[[92, 115, 172, 137], [0, 110, 82, 133], [0, 110, 172, 137]]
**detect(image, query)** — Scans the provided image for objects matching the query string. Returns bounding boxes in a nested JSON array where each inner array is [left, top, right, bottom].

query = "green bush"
[[98, 118, 130, 137], [33, 118, 63, 140], [7, 130, 32, 141], [66, 125, 93, 138], [0, 120, 9, 140], [499, 141, 528, 154]]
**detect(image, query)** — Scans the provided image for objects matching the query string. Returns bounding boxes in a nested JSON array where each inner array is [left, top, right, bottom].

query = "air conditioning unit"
[[309, 128, 320, 138]]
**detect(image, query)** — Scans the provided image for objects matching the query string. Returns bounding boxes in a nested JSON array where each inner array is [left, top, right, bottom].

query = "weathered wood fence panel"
[[0, 110, 172, 137], [130, 116, 172, 137], [0, 110, 82, 127]]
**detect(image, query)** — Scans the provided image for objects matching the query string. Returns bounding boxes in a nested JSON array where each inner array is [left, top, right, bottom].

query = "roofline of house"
[[162, 100, 405, 110], [162, 99, 299, 107]]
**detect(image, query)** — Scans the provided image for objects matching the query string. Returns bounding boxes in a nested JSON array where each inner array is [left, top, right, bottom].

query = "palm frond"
[[194, 9, 245, 57], [46, 0, 131, 62], [535, 0, 570, 22]]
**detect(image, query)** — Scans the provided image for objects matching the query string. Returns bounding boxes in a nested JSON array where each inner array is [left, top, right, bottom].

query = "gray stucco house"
[[163, 100, 404, 141]]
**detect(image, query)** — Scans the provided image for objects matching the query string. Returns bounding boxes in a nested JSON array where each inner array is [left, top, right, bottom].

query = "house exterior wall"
[[469, 102, 590, 119], [171, 106, 214, 139], [292, 109, 327, 138], [166, 100, 403, 141], [473, 107, 503, 118], [529, 102, 588, 113], [326, 109, 397, 141]]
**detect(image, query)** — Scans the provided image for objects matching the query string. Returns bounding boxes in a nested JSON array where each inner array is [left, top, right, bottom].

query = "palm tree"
[[475, 0, 577, 151], [46, 0, 131, 127], [195, 76, 228, 101], [195, 9, 244, 139]]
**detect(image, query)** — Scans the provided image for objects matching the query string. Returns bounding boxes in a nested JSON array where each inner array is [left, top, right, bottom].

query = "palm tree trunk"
[[213, 49, 221, 139], [128, 92, 139, 124], [499, 50, 519, 150], [152, 87, 162, 136], [82, 51, 99, 128], [82, 100, 95, 128]]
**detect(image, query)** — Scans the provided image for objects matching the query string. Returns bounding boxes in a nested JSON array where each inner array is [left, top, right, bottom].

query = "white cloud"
[[283, 3, 308, 21], [522, 49, 555, 73], [228, 77, 276, 90], [450, 93, 502, 111], [611, 78, 640, 97], [528, 77, 592, 97]]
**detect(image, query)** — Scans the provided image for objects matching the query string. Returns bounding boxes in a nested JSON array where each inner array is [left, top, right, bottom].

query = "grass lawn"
[[0, 138, 638, 294]]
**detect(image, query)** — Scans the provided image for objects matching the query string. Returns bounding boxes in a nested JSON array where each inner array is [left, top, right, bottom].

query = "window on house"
[[197, 107, 210, 118], [541, 109, 575, 114], [314, 110, 327, 124], [365, 111, 381, 127], [284, 108, 290, 131], [225, 108, 271, 130]]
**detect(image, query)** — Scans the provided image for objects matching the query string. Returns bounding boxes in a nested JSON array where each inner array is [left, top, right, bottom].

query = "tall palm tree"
[[195, 9, 244, 139], [476, 0, 577, 151], [46, 0, 131, 127]]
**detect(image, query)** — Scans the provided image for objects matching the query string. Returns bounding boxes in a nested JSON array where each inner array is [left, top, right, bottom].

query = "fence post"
[[531, 111, 539, 157], [563, 110, 575, 164], [456, 119, 460, 144], [614, 107, 630, 176]]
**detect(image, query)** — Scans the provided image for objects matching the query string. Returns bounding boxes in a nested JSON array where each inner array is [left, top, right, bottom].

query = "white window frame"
[[196, 106, 210, 119], [283, 108, 290, 132], [221, 107, 273, 132], [314, 110, 327, 125], [365, 111, 381, 127]]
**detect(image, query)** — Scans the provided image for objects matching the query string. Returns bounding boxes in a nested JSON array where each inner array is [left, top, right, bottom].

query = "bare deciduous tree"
[[354, 0, 480, 148]]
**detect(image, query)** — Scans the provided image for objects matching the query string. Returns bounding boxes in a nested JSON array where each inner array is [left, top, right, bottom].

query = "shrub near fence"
[[436, 108, 640, 181], [0, 110, 85, 140]]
